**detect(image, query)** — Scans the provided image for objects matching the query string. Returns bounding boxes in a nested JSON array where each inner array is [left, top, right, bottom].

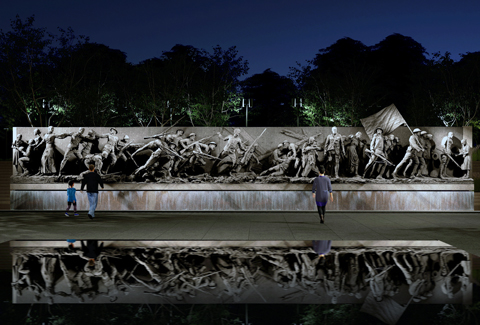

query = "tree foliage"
[[241, 68, 297, 126], [1, 16, 479, 145], [0, 16, 249, 129], [0, 15, 53, 127]]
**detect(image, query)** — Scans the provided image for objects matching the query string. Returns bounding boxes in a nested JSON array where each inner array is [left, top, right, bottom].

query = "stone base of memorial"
[[10, 179, 474, 211], [10, 126, 474, 211]]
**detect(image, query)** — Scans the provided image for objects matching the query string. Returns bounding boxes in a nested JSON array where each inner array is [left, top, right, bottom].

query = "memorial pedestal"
[[10, 183, 474, 211]]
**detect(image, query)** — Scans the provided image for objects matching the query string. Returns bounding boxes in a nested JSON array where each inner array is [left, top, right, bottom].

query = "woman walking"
[[312, 165, 333, 224]]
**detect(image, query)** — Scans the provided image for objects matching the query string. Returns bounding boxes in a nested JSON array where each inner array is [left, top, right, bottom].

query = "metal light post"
[[242, 99, 252, 127], [167, 100, 172, 126], [293, 98, 303, 127]]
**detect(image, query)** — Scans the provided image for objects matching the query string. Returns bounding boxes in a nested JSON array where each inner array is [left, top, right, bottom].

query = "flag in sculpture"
[[360, 104, 408, 139]]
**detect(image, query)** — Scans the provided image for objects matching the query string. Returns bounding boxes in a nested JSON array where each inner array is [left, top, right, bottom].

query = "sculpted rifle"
[[117, 141, 140, 167], [240, 128, 267, 165], [163, 144, 185, 160], [193, 150, 222, 161], [434, 148, 461, 168], [365, 149, 395, 166], [179, 135, 215, 154]]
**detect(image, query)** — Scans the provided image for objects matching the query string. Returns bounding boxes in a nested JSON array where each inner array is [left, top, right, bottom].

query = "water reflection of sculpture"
[[12, 127, 472, 182], [11, 246, 471, 304]]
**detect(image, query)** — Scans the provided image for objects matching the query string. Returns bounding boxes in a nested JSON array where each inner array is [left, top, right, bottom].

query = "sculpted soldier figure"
[[156, 142, 180, 178], [216, 129, 247, 175], [171, 129, 185, 148], [424, 134, 435, 176], [35, 126, 68, 175], [177, 136, 217, 175], [345, 132, 362, 177], [179, 141, 218, 175], [362, 128, 386, 179], [411, 130, 427, 177], [260, 156, 295, 177], [295, 137, 321, 177], [59, 127, 86, 174], [17, 139, 35, 176], [115, 135, 134, 163], [380, 134, 395, 179], [390, 136, 403, 168], [270, 144, 285, 166], [179, 133, 197, 153], [281, 140, 290, 157], [287, 142, 297, 159], [12, 134, 27, 174], [32, 128, 43, 147], [160, 129, 183, 171], [235, 143, 260, 173], [132, 137, 164, 157], [81, 130, 103, 173], [392, 128, 424, 179], [132, 141, 168, 176], [457, 139, 471, 178], [324, 127, 345, 178], [176, 133, 202, 174], [439, 132, 454, 179], [99, 128, 120, 173], [133, 136, 185, 177], [29, 129, 44, 174]]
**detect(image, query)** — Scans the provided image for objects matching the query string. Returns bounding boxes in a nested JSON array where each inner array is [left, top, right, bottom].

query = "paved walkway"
[[1, 210, 480, 255]]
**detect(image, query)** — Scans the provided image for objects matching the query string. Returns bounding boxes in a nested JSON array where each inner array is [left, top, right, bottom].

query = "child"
[[66, 180, 79, 216]]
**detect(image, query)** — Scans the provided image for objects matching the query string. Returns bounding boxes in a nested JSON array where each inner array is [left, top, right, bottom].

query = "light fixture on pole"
[[242, 98, 252, 127], [293, 98, 303, 127]]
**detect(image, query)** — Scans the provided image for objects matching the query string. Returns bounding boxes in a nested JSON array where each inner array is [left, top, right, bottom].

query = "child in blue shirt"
[[66, 180, 78, 217]]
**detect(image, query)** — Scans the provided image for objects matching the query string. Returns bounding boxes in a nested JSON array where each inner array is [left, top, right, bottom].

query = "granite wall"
[[11, 190, 474, 211]]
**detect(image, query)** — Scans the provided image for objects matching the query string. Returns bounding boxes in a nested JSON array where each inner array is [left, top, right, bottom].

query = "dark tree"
[[0, 15, 53, 127], [370, 33, 428, 116], [241, 69, 297, 127], [292, 37, 378, 127]]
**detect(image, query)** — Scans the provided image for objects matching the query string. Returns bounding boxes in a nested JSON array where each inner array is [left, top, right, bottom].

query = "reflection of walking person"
[[81, 164, 104, 220], [312, 165, 333, 224], [65, 180, 79, 217], [81, 240, 104, 274], [312, 240, 332, 259]]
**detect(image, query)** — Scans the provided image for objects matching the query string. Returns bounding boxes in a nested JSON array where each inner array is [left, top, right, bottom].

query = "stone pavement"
[[1, 210, 480, 255]]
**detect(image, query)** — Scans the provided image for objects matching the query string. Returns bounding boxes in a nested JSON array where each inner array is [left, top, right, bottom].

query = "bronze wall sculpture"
[[10, 127, 473, 211], [11, 126, 473, 185]]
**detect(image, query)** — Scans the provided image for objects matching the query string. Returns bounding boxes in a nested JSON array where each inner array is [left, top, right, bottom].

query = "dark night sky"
[[1, 0, 479, 77]]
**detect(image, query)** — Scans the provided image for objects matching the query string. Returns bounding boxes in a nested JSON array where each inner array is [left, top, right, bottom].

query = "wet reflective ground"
[[9, 241, 473, 306], [1, 211, 480, 255], [2, 240, 480, 324]]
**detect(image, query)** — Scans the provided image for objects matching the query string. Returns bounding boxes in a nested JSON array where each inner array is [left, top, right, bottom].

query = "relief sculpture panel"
[[11, 126, 473, 186]]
